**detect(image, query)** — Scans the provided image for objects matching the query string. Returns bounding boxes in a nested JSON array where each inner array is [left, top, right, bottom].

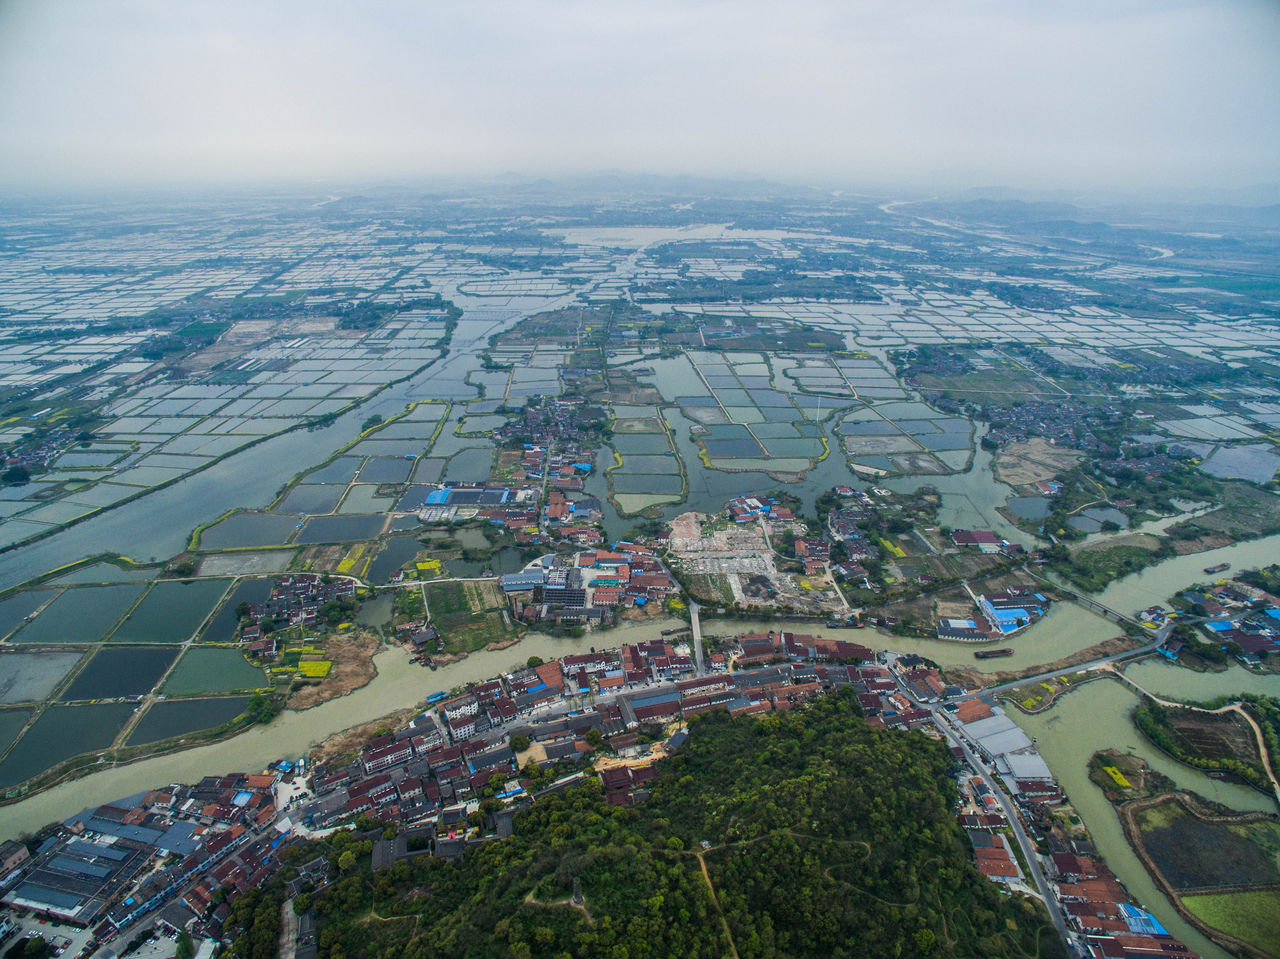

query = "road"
[[931, 708, 1071, 947], [944, 624, 1171, 704], [1112, 670, 1280, 809], [689, 601, 706, 675]]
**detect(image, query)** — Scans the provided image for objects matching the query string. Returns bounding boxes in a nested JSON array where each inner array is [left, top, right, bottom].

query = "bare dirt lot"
[[946, 636, 1134, 688], [310, 704, 420, 767], [1073, 532, 1163, 555], [994, 438, 1084, 487], [288, 631, 380, 710]]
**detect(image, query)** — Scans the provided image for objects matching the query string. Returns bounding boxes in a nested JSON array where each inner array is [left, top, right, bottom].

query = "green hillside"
[[260, 692, 1063, 959]]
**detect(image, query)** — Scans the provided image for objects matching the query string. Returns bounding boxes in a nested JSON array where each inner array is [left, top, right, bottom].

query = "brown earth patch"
[[288, 631, 380, 710], [310, 704, 420, 767], [1074, 532, 1163, 554], [993, 438, 1083, 487], [946, 635, 1135, 688], [1171, 533, 1235, 555]]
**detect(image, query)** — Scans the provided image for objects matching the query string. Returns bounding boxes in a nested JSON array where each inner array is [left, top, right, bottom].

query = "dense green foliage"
[[312, 693, 1062, 959], [1134, 698, 1278, 794]]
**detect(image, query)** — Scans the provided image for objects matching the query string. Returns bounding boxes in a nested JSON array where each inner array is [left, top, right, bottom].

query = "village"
[[0, 615, 1201, 959]]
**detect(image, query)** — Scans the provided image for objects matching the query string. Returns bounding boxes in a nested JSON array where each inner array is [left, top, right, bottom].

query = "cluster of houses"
[[943, 696, 1201, 956], [236, 573, 357, 655], [0, 614, 1205, 959], [494, 395, 606, 451], [726, 494, 795, 524], [950, 528, 1025, 558], [0, 769, 290, 944], [1051, 852, 1197, 957], [499, 544, 678, 626], [937, 587, 1051, 641], [2, 426, 89, 476], [496, 396, 609, 546], [980, 400, 1122, 455], [1182, 579, 1280, 665]]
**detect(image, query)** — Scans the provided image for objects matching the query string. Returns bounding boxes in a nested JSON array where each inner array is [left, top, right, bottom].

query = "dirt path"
[[1114, 669, 1280, 808], [1117, 791, 1279, 959], [693, 852, 740, 959], [288, 631, 380, 710], [279, 898, 298, 959]]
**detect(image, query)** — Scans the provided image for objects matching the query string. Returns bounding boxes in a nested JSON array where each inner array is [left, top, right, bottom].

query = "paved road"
[[690, 601, 705, 675], [932, 709, 1071, 947], [944, 625, 1171, 704], [1113, 670, 1280, 809]]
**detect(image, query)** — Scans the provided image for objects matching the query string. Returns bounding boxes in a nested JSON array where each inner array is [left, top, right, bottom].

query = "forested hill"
[[293, 691, 1064, 959]]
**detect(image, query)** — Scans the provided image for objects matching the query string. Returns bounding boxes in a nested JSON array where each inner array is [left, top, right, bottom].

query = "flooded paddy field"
[[357, 457, 414, 484], [295, 514, 387, 544], [0, 591, 56, 640], [200, 511, 301, 549], [277, 484, 345, 514], [335, 485, 391, 514], [0, 710, 30, 756], [365, 535, 423, 583], [0, 651, 83, 703], [0, 702, 135, 788], [58, 647, 178, 701], [127, 697, 251, 746], [163, 647, 267, 695], [49, 563, 156, 585], [109, 578, 232, 643], [8, 584, 146, 644], [199, 578, 275, 642]]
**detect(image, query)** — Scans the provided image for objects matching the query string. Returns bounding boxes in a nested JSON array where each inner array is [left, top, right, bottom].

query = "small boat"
[[974, 648, 1014, 660], [1204, 563, 1230, 575]]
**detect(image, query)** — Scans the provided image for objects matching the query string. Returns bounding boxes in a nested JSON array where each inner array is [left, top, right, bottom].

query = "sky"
[[1, 0, 1278, 192]]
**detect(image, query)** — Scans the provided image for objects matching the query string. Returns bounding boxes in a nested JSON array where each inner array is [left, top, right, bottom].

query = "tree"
[[509, 734, 530, 752], [175, 931, 196, 959], [526, 655, 544, 668], [337, 849, 357, 872], [1, 465, 30, 486]]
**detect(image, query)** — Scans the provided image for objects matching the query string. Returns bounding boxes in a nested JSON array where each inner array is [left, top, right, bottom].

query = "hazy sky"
[[1, 0, 1278, 191]]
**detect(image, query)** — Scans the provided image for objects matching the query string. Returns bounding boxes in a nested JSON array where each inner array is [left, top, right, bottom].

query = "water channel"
[[2, 293, 1278, 957]]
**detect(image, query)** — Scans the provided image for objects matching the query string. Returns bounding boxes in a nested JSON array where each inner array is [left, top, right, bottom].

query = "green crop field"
[[1183, 889, 1280, 958]]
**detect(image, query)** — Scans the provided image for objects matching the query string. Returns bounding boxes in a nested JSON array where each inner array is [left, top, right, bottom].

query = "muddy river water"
[[0, 299, 1277, 957]]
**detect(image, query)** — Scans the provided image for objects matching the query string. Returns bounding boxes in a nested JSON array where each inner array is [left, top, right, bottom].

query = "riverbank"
[[1115, 789, 1280, 959]]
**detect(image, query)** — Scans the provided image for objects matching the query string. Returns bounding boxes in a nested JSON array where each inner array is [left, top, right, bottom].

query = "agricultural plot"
[[9, 584, 146, 645], [109, 579, 231, 644], [1182, 889, 1280, 958], [609, 411, 683, 513], [423, 579, 519, 654], [126, 696, 252, 746], [1135, 799, 1280, 891], [58, 647, 178, 700]]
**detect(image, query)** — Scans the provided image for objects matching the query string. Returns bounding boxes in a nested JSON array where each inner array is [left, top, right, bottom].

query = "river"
[[1016, 674, 1276, 959]]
